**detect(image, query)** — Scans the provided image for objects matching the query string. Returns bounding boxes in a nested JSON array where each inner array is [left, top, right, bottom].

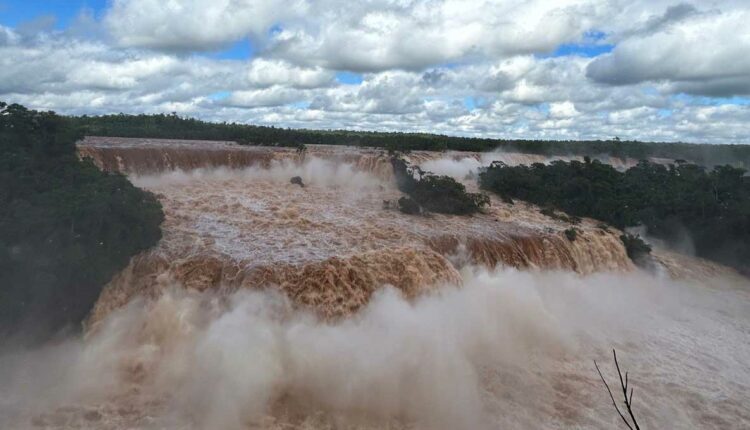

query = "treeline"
[[69, 113, 750, 167], [0, 103, 164, 342], [479, 158, 750, 274]]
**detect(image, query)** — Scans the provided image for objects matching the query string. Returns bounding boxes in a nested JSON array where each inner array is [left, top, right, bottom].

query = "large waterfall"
[[1, 137, 746, 430]]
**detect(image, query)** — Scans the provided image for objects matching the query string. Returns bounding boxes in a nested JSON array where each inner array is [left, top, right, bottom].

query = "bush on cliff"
[[479, 158, 750, 273], [391, 157, 489, 215], [620, 234, 652, 263], [0, 102, 164, 342], [564, 228, 578, 242]]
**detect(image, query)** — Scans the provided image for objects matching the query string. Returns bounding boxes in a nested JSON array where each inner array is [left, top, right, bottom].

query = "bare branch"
[[614, 350, 641, 430], [594, 359, 633, 430], [595, 350, 642, 430]]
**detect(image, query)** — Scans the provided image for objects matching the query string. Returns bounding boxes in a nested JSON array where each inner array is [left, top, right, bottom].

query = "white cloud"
[[103, 0, 601, 70], [105, 0, 304, 51], [244, 59, 334, 89], [224, 86, 307, 108], [549, 101, 579, 118], [309, 71, 427, 114], [266, 0, 600, 72], [587, 8, 750, 96]]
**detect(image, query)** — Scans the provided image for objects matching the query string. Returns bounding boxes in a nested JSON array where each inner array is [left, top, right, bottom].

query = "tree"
[[391, 157, 489, 215], [0, 102, 164, 342], [480, 159, 750, 272]]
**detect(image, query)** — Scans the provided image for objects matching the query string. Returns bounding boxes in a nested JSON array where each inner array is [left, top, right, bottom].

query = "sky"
[[1, 0, 749, 144]]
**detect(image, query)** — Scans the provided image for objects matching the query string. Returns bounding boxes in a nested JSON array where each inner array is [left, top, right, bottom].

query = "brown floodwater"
[[0, 137, 746, 430]]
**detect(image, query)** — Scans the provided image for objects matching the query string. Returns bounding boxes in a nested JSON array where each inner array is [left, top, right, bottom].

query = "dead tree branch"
[[594, 349, 641, 430]]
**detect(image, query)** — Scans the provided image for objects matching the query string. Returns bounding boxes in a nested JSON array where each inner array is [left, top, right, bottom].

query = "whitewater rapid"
[[85, 152, 639, 326]]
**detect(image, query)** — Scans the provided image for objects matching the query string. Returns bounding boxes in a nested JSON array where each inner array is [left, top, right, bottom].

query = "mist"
[[130, 157, 392, 191], [2, 268, 748, 429], [417, 150, 646, 181]]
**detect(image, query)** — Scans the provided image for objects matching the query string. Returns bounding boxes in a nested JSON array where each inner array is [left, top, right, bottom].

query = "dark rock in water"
[[620, 233, 656, 271], [398, 197, 421, 215], [84, 410, 103, 421], [291, 176, 305, 188]]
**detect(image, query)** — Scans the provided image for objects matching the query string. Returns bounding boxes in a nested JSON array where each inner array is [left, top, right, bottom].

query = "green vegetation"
[[69, 113, 750, 167], [0, 103, 164, 341], [620, 234, 653, 263], [480, 158, 750, 273], [564, 228, 578, 242], [391, 158, 489, 215]]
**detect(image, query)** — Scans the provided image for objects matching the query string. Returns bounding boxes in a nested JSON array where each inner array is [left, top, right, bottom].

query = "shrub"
[[619, 234, 652, 263], [391, 157, 489, 215], [565, 228, 578, 242], [480, 159, 750, 273]]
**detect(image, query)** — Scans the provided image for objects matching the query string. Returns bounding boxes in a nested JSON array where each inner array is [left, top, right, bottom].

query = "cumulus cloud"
[[224, 86, 307, 108], [309, 71, 428, 114], [587, 7, 750, 96], [0, 0, 749, 144], [266, 0, 601, 72], [549, 101, 579, 118], [105, 0, 303, 51], [102, 0, 604, 70], [245, 58, 334, 89]]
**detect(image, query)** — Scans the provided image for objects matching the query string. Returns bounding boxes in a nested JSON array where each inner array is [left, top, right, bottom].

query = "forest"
[[0, 103, 164, 342], [69, 113, 750, 168], [479, 158, 750, 274]]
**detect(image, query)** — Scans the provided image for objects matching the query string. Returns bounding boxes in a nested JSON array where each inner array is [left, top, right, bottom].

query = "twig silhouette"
[[594, 349, 641, 430]]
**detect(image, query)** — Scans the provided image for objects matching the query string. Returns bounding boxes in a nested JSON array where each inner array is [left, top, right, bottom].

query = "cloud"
[[549, 101, 579, 118], [587, 7, 750, 96], [244, 58, 334, 89], [105, 0, 303, 51], [266, 0, 600, 72], [223, 87, 307, 108], [104, 0, 600, 70], [0, 0, 749, 144], [0, 25, 18, 46], [309, 71, 427, 114]]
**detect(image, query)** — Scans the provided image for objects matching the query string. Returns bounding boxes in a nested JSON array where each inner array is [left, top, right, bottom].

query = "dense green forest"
[[479, 158, 750, 274], [0, 103, 164, 342], [69, 113, 750, 167]]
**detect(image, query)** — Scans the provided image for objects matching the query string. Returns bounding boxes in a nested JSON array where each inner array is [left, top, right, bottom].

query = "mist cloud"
[[2, 268, 748, 429]]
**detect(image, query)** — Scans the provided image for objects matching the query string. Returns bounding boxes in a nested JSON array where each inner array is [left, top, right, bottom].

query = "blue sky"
[[0, 0, 107, 28], [548, 42, 614, 58]]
